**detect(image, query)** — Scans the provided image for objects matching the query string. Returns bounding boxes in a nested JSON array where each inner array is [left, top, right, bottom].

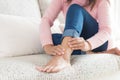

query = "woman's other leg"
[[62, 4, 108, 55]]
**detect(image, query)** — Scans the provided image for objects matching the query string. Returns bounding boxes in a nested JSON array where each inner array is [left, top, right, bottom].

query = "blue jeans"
[[52, 4, 108, 55]]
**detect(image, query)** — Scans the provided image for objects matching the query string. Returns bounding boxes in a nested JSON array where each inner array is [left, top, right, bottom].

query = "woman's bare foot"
[[36, 55, 71, 73], [87, 47, 120, 55], [105, 47, 120, 55], [36, 37, 73, 73]]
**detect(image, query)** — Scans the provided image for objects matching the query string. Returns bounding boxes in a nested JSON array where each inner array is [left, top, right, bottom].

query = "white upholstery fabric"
[[39, 0, 65, 23], [95, 71, 120, 80], [0, 14, 42, 57], [0, 0, 41, 20], [0, 54, 119, 80]]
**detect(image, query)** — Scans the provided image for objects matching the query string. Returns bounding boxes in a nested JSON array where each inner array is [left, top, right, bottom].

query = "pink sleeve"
[[40, 0, 63, 47], [87, 0, 112, 50]]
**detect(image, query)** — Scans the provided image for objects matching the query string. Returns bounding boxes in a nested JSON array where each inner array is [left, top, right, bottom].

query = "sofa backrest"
[[0, 0, 64, 33], [0, 0, 41, 20], [39, 0, 65, 24]]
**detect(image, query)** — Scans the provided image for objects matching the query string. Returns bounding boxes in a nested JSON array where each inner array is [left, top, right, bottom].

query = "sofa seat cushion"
[[0, 54, 119, 80]]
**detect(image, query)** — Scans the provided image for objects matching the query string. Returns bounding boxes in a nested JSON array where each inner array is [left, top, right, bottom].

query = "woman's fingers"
[[68, 38, 79, 44], [53, 49, 62, 55], [57, 45, 65, 51], [52, 45, 65, 55], [68, 38, 84, 44], [56, 45, 65, 54], [70, 43, 85, 50], [44, 45, 65, 56], [68, 37, 85, 50]]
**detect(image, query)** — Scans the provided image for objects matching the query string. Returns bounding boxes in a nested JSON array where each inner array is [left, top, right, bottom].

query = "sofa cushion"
[[0, 54, 119, 80], [95, 71, 120, 80], [0, 14, 43, 57], [0, 0, 41, 20]]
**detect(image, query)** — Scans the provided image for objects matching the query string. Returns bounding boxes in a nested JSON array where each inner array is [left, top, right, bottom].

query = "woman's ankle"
[[61, 37, 73, 62]]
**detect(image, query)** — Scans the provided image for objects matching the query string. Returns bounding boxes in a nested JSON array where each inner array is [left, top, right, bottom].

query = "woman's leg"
[[52, 34, 72, 62], [63, 4, 108, 55], [64, 4, 119, 55], [37, 4, 108, 73]]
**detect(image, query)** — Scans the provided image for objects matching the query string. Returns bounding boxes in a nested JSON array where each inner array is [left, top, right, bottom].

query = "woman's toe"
[[51, 66, 60, 73], [43, 65, 52, 72], [116, 50, 120, 55], [46, 65, 55, 73], [114, 47, 120, 55], [36, 66, 43, 72]]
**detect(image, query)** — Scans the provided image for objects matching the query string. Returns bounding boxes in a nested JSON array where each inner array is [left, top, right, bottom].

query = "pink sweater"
[[40, 0, 112, 50]]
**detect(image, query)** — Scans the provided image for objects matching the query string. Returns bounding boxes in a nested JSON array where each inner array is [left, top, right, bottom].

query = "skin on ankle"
[[61, 37, 73, 63]]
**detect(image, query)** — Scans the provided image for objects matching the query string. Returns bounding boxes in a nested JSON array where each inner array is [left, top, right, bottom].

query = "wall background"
[[110, 0, 120, 47]]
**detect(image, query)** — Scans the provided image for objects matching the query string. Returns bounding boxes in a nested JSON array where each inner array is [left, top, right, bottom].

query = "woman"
[[36, 0, 120, 73]]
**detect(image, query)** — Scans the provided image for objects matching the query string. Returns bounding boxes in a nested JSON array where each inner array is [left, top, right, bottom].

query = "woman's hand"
[[68, 37, 91, 51], [43, 44, 65, 56]]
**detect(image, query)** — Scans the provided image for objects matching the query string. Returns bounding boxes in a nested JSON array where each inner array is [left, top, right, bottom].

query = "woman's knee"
[[67, 4, 85, 16], [68, 4, 83, 11]]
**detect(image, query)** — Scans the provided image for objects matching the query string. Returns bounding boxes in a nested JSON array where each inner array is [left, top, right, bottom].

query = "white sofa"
[[0, 0, 120, 80]]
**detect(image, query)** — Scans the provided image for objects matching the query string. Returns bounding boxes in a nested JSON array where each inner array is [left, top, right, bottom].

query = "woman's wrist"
[[43, 44, 54, 52], [43, 44, 54, 49], [84, 41, 92, 51], [86, 41, 92, 50]]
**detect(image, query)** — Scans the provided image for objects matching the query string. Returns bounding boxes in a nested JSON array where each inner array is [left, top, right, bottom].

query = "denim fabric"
[[52, 33, 86, 55], [52, 4, 108, 55]]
